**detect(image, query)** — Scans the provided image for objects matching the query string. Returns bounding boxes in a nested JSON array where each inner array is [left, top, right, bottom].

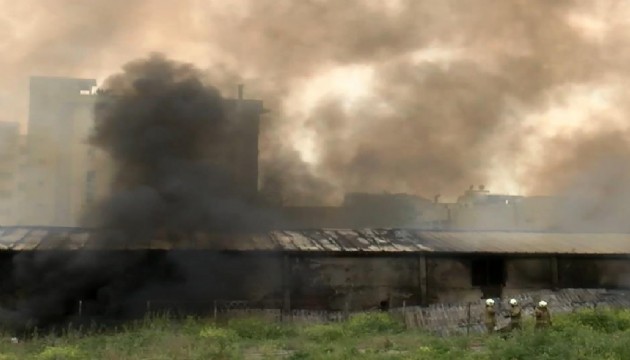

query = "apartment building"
[[21, 76, 98, 226], [0, 122, 21, 224]]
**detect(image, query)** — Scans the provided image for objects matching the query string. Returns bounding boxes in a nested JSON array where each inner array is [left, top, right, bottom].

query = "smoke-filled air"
[[2, 0, 630, 208], [3, 0, 630, 333]]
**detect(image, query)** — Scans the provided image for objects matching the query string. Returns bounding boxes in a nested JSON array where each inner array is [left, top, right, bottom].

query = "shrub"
[[568, 309, 630, 333], [228, 317, 295, 340], [302, 323, 346, 342], [0, 354, 19, 360], [36, 345, 83, 360], [199, 326, 238, 343], [345, 313, 403, 335]]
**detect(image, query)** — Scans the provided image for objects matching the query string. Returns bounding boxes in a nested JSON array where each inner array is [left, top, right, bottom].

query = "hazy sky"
[[2, 0, 630, 203]]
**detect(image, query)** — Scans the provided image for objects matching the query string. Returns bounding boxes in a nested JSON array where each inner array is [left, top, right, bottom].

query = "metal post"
[[146, 300, 151, 314], [402, 301, 407, 329], [466, 302, 471, 336], [213, 300, 218, 322], [78, 300, 83, 317], [551, 256, 559, 289], [282, 255, 292, 317]]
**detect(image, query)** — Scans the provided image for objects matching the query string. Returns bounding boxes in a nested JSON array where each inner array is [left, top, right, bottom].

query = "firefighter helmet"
[[486, 298, 495, 306]]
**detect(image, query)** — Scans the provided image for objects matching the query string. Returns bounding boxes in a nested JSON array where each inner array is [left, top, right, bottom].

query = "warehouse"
[[0, 227, 629, 316]]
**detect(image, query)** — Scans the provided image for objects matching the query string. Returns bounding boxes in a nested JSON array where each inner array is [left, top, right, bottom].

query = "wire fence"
[[66, 288, 630, 334]]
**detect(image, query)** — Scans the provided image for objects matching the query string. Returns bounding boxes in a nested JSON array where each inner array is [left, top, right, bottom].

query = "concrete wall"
[[24, 77, 97, 226], [427, 256, 554, 303], [560, 257, 630, 289], [427, 257, 482, 303], [1, 252, 628, 316], [290, 256, 419, 310], [505, 258, 553, 289], [281, 255, 557, 309], [0, 122, 20, 224]]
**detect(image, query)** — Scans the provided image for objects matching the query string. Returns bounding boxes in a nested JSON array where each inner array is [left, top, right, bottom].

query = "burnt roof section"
[[1, 227, 630, 255]]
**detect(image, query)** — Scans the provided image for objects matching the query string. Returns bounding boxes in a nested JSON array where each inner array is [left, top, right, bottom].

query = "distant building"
[[21, 76, 98, 226], [425, 186, 594, 232], [0, 122, 21, 224], [21, 79, 266, 226], [280, 192, 434, 229], [342, 193, 433, 228], [221, 96, 265, 202]]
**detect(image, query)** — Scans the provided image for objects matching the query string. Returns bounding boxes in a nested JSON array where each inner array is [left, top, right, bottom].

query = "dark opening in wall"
[[471, 257, 506, 287]]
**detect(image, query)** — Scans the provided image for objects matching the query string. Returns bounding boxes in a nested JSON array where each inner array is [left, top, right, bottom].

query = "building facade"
[[0, 227, 629, 316], [21, 77, 98, 226], [0, 122, 21, 224]]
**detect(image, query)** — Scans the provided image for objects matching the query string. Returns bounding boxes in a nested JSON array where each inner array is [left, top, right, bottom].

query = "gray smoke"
[[4, 1, 630, 210]]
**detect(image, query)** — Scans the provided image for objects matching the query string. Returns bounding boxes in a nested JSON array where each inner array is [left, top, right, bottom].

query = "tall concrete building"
[[21, 79, 265, 226], [0, 122, 21, 224], [22, 76, 97, 226], [223, 95, 265, 202]]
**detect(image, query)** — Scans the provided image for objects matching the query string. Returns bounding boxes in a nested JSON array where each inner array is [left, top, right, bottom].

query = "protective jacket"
[[509, 305, 522, 330], [535, 306, 552, 329], [484, 305, 496, 333]]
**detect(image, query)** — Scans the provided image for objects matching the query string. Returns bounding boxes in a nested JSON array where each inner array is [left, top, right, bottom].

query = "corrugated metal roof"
[[1, 227, 630, 254]]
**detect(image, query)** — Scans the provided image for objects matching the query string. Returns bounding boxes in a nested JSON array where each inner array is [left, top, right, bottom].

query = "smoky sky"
[[3, 0, 630, 206]]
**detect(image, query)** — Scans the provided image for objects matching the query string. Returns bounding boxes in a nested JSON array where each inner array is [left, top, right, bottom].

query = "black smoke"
[[0, 55, 284, 331], [89, 53, 280, 236]]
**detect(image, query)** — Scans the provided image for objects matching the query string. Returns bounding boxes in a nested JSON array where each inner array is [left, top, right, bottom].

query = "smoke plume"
[[3, 1, 630, 215], [0, 55, 286, 330], [87, 54, 281, 237]]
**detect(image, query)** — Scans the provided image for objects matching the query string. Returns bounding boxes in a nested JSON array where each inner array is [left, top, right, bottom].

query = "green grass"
[[0, 310, 630, 359]]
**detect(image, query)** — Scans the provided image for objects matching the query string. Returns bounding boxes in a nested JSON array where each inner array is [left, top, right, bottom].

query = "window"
[[471, 257, 506, 287]]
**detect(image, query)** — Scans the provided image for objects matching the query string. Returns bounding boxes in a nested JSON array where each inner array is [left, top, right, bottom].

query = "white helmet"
[[485, 299, 495, 306], [538, 300, 548, 307], [510, 298, 518, 306]]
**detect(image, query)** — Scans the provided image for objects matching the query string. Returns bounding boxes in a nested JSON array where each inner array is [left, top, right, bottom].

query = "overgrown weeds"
[[0, 309, 629, 359]]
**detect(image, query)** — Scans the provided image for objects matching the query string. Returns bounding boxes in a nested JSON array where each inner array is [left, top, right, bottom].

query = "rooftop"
[[1, 227, 630, 255]]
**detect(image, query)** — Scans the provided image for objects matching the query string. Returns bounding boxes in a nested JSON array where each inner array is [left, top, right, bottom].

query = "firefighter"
[[508, 298, 522, 330], [484, 298, 497, 334], [535, 300, 552, 329]]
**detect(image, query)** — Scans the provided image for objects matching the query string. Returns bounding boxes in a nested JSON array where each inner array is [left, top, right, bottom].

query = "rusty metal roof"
[[1, 227, 630, 254]]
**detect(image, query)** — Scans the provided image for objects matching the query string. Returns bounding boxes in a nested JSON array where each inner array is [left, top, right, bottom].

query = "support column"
[[551, 256, 559, 290], [282, 255, 292, 313], [418, 255, 428, 306]]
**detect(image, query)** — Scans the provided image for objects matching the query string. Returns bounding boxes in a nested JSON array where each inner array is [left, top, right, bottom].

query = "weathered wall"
[[0, 251, 285, 317], [505, 258, 553, 289], [560, 257, 630, 289], [289, 256, 419, 310], [163, 251, 284, 302], [427, 256, 556, 304], [3, 251, 629, 315], [427, 257, 482, 303]]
